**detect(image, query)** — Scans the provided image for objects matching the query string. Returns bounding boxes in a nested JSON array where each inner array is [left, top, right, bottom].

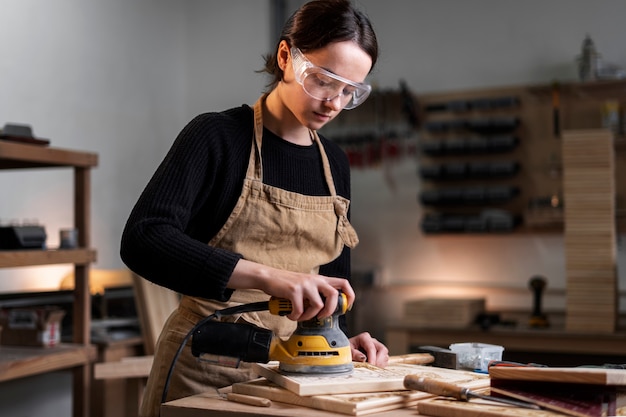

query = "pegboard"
[[415, 80, 626, 234]]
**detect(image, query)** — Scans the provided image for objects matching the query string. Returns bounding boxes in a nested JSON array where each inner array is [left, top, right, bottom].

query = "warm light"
[[59, 269, 133, 295]]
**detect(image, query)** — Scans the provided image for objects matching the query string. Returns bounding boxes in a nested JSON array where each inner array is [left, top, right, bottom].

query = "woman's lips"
[[313, 112, 332, 122]]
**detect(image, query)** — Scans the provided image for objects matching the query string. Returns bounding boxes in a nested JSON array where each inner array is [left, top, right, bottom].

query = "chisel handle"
[[404, 375, 469, 401]]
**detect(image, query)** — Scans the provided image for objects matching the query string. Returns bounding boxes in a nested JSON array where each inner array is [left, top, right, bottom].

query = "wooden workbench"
[[386, 321, 626, 366], [161, 389, 420, 417]]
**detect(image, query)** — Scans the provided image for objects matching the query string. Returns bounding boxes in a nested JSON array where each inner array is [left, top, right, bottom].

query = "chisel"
[[403, 375, 541, 410]]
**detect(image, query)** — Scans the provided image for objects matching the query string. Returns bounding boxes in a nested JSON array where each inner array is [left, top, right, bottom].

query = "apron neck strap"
[[248, 95, 338, 197]]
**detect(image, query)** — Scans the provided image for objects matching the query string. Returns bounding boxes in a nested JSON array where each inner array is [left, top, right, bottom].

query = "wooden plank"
[[562, 129, 617, 333], [0, 140, 98, 168], [162, 388, 416, 417], [233, 366, 489, 416], [253, 362, 488, 397], [132, 273, 179, 354], [94, 355, 153, 379], [0, 249, 97, 268], [418, 397, 565, 417], [488, 366, 626, 386], [232, 379, 428, 416], [490, 380, 625, 417], [0, 344, 96, 382]]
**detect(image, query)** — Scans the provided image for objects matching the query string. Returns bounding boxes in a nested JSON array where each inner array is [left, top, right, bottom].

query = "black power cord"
[[160, 301, 270, 404]]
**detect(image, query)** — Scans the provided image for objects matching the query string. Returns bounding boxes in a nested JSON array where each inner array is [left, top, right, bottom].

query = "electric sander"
[[191, 292, 353, 374]]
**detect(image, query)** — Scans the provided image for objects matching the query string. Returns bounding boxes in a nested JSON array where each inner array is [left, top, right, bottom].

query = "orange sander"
[[190, 292, 353, 374]]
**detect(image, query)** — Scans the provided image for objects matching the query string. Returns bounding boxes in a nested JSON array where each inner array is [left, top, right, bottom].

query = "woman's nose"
[[324, 95, 344, 111]]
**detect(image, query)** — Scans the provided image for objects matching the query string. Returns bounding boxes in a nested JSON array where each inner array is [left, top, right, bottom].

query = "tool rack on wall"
[[416, 79, 626, 234], [320, 86, 419, 170]]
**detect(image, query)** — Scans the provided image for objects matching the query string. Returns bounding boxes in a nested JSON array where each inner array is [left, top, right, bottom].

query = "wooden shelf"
[[0, 249, 97, 268], [0, 344, 97, 382], [0, 141, 98, 417], [0, 140, 98, 169]]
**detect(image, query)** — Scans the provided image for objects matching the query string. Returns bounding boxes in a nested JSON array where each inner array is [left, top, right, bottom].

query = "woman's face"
[[278, 40, 373, 131]]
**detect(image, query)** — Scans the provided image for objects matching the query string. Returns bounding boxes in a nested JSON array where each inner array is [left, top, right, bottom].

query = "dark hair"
[[261, 0, 378, 90]]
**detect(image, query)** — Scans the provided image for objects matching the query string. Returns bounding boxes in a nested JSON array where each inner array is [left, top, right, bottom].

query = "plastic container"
[[449, 342, 504, 372]]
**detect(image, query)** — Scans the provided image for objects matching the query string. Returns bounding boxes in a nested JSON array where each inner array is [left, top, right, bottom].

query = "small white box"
[[449, 342, 504, 371]]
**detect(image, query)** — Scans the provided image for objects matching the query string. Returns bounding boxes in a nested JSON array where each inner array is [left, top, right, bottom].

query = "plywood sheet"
[[252, 362, 488, 396]]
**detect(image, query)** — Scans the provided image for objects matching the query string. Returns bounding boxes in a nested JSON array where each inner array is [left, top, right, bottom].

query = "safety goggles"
[[291, 47, 371, 110]]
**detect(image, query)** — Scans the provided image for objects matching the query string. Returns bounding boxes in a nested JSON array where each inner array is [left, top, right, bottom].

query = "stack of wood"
[[416, 366, 626, 417], [227, 355, 490, 415], [403, 298, 486, 328], [489, 366, 626, 417], [561, 129, 617, 333]]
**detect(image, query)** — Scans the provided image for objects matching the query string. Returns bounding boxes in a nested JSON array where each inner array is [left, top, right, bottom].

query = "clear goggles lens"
[[291, 47, 371, 110]]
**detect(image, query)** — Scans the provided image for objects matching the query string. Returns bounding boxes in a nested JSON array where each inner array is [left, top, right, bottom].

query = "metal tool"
[[404, 375, 541, 410], [191, 292, 353, 374], [415, 345, 458, 369]]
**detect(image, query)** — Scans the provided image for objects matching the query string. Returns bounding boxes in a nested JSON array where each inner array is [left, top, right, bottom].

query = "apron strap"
[[244, 96, 265, 181]]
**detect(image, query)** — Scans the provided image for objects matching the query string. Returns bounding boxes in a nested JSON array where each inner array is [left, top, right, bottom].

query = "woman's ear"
[[276, 40, 290, 71]]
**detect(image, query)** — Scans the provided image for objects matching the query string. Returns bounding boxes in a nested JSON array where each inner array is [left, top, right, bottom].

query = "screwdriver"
[[403, 375, 541, 410]]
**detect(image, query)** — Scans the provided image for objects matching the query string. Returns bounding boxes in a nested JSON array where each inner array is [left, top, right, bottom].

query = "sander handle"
[[268, 292, 348, 316]]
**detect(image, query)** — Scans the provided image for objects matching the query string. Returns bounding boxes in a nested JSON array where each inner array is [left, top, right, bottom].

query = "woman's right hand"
[[227, 259, 355, 321]]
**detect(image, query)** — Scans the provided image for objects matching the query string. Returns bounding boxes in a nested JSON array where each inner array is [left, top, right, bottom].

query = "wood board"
[[490, 380, 626, 417], [252, 362, 488, 397], [163, 388, 420, 417], [132, 273, 180, 354], [232, 378, 426, 416], [418, 397, 567, 417], [489, 366, 626, 385], [562, 129, 617, 333]]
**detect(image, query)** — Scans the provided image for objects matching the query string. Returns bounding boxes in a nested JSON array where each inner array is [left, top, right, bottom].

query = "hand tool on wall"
[[403, 375, 541, 410], [528, 275, 550, 328], [552, 81, 560, 137]]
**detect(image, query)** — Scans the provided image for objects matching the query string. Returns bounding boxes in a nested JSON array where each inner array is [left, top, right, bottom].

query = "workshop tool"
[[387, 353, 435, 365], [552, 81, 560, 137], [191, 292, 353, 374], [415, 346, 458, 369], [403, 375, 541, 410], [528, 275, 550, 328]]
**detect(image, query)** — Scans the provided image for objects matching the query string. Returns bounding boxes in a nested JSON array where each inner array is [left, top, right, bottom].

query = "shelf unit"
[[0, 140, 98, 417]]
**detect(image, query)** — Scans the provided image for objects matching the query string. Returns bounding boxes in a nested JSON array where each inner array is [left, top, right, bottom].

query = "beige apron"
[[140, 96, 359, 417]]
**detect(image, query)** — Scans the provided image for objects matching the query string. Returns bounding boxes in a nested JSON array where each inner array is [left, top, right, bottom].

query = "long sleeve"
[[120, 104, 354, 302], [120, 107, 253, 300]]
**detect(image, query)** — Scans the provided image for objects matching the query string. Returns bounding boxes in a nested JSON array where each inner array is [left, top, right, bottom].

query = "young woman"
[[120, 1, 388, 415]]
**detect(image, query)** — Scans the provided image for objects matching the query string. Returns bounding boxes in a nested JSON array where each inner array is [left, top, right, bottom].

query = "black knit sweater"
[[120, 104, 353, 303]]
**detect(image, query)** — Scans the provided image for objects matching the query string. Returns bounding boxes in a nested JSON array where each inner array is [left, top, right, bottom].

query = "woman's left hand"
[[349, 332, 389, 368]]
